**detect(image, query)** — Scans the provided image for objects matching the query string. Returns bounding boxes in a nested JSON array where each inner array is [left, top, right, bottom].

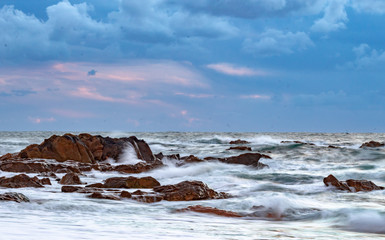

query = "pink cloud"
[[51, 109, 96, 118], [175, 92, 214, 98], [28, 117, 56, 124], [207, 63, 267, 76], [240, 94, 271, 100], [70, 87, 127, 103]]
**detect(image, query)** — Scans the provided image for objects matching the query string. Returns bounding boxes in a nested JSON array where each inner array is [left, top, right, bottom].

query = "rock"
[[18, 134, 94, 163], [132, 190, 146, 195], [31, 176, 51, 185], [0, 161, 52, 173], [328, 145, 339, 149], [216, 153, 268, 168], [0, 174, 44, 188], [103, 176, 160, 188], [360, 141, 385, 148], [112, 160, 163, 174], [180, 155, 204, 163], [227, 146, 252, 151], [61, 186, 83, 193], [323, 174, 384, 192], [229, 139, 250, 145], [0, 153, 17, 161], [59, 173, 82, 185], [0, 192, 30, 202], [345, 179, 384, 192], [153, 181, 228, 201], [120, 191, 132, 198], [86, 183, 104, 188], [87, 192, 120, 200], [176, 205, 242, 218], [281, 141, 315, 146]]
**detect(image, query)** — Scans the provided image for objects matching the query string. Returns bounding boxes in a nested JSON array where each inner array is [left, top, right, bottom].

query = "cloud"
[[240, 94, 271, 100], [51, 109, 96, 118], [175, 92, 214, 98], [28, 116, 56, 124], [342, 44, 385, 69], [170, 0, 326, 19], [243, 29, 313, 56], [311, 0, 349, 33], [0, 89, 36, 97], [87, 69, 97, 76], [70, 86, 127, 103], [206, 63, 266, 76], [351, 0, 385, 14]]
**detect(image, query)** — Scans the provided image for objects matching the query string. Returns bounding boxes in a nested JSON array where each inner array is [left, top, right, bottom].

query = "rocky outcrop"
[[59, 173, 83, 185], [227, 146, 252, 151], [323, 174, 384, 192], [176, 205, 242, 217], [0, 192, 30, 202], [0, 174, 44, 188], [112, 160, 163, 173], [229, 139, 250, 144], [360, 141, 385, 148], [153, 181, 228, 201], [18, 134, 95, 163], [103, 176, 160, 188], [87, 192, 120, 200], [281, 141, 315, 146]]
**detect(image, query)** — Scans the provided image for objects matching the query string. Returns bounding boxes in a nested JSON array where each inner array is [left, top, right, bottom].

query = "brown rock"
[[120, 191, 132, 198], [180, 155, 204, 163], [229, 139, 250, 145], [0, 192, 30, 202], [227, 146, 252, 151], [0, 174, 44, 188], [0, 153, 17, 161], [31, 176, 51, 185], [113, 160, 163, 174], [103, 176, 160, 188], [18, 134, 94, 163], [87, 192, 120, 200], [132, 190, 146, 195], [220, 153, 268, 168], [61, 186, 83, 193], [153, 181, 228, 201], [86, 183, 105, 188], [323, 174, 384, 192], [0, 161, 51, 173], [59, 173, 82, 185], [177, 205, 242, 218], [360, 141, 385, 148], [281, 140, 315, 146]]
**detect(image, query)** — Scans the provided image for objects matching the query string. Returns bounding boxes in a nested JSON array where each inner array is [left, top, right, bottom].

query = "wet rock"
[[31, 176, 51, 185], [281, 141, 315, 146], [155, 153, 180, 161], [113, 160, 163, 174], [360, 141, 385, 148], [0, 153, 17, 161], [18, 134, 95, 163], [229, 139, 250, 145], [213, 153, 268, 168], [120, 191, 132, 198], [59, 173, 83, 185], [0, 192, 30, 202], [0, 174, 44, 188], [132, 190, 146, 195], [61, 186, 83, 193], [328, 145, 339, 149], [323, 174, 384, 192], [176, 205, 242, 218], [153, 181, 228, 201], [227, 146, 252, 151], [0, 161, 51, 173], [86, 183, 104, 188], [103, 176, 160, 189], [87, 192, 120, 200], [180, 155, 204, 163]]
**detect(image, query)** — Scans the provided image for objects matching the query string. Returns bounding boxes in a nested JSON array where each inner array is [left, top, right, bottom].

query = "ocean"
[[0, 131, 384, 239]]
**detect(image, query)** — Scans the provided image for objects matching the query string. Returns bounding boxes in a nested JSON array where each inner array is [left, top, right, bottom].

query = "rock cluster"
[[359, 141, 384, 148], [323, 174, 384, 192]]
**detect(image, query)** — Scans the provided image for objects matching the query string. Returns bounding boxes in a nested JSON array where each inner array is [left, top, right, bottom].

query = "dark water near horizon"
[[0, 131, 384, 239]]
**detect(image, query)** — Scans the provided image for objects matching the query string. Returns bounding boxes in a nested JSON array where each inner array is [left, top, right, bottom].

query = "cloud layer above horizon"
[[1, 0, 385, 132]]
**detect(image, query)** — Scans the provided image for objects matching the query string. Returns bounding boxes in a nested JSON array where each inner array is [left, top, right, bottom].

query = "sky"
[[1, 0, 385, 132]]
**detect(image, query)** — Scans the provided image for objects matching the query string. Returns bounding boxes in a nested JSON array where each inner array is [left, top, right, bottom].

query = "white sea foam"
[[116, 144, 144, 165], [345, 211, 385, 234]]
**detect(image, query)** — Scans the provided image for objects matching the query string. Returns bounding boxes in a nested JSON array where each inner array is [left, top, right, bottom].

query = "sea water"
[[0, 132, 384, 239]]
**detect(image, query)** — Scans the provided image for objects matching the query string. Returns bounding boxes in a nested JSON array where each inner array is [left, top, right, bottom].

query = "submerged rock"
[[0, 192, 30, 202], [359, 141, 385, 148], [176, 205, 242, 218], [226, 146, 252, 151], [87, 192, 120, 200], [0, 174, 44, 188], [323, 174, 384, 192], [229, 139, 250, 145], [153, 180, 228, 201], [206, 153, 268, 168]]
